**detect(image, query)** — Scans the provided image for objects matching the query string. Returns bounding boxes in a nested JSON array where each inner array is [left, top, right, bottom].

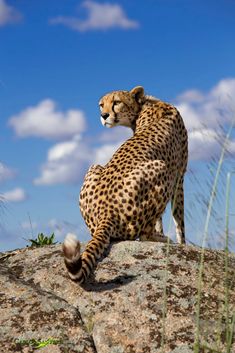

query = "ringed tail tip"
[[63, 233, 81, 261]]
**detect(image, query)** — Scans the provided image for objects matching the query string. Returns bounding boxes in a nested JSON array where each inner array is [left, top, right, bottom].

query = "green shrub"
[[27, 232, 57, 247]]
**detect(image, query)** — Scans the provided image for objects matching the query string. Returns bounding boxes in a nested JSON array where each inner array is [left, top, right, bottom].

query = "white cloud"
[[0, 162, 15, 183], [0, 0, 22, 26], [211, 78, 235, 102], [34, 136, 92, 185], [93, 141, 122, 165], [50, 0, 139, 32], [34, 130, 129, 185], [176, 78, 235, 160], [177, 89, 204, 103], [2, 187, 27, 202], [9, 99, 86, 140], [189, 129, 235, 160], [176, 78, 235, 131]]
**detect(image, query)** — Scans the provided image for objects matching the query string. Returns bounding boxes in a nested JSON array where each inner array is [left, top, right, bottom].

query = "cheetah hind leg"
[[81, 164, 104, 193], [140, 217, 172, 243], [155, 217, 173, 243], [171, 175, 186, 244], [80, 164, 104, 222]]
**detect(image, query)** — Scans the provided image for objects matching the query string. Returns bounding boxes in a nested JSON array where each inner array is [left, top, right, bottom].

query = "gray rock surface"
[[0, 241, 235, 352]]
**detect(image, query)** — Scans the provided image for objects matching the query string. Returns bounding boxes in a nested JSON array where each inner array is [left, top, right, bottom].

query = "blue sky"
[[0, 0, 235, 251]]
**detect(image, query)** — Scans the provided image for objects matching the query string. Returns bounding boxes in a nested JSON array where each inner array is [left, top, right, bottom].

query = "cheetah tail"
[[62, 223, 111, 283]]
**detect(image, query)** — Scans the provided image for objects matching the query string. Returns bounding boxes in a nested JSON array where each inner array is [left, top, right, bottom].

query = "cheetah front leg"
[[155, 217, 165, 238], [171, 175, 186, 244]]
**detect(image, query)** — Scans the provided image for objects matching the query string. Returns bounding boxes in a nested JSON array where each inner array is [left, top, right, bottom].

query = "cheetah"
[[63, 86, 188, 283]]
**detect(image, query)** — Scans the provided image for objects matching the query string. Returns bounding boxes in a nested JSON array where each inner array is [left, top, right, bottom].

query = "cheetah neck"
[[134, 96, 161, 133], [145, 95, 160, 103], [130, 96, 159, 133], [131, 120, 136, 133]]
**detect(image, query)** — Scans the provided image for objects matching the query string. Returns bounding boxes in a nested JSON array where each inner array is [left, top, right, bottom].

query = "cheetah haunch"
[[63, 86, 188, 283]]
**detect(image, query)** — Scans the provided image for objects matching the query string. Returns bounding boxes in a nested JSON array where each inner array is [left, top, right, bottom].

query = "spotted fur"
[[63, 86, 188, 283]]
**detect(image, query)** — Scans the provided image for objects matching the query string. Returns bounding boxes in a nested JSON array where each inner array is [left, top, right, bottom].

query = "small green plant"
[[16, 337, 61, 349], [85, 314, 95, 333], [27, 232, 57, 247]]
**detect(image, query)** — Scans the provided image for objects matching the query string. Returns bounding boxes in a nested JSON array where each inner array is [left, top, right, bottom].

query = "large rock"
[[0, 259, 96, 352], [0, 241, 234, 352]]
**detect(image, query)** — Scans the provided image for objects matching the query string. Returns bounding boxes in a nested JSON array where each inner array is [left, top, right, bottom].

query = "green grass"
[[27, 232, 57, 247], [193, 121, 235, 353], [16, 337, 61, 349], [224, 172, 235, 353], [160, 122, 235, 353]]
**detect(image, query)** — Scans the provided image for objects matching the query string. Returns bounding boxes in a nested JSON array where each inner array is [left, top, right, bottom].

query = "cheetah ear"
[[130, 86, 145, 104]]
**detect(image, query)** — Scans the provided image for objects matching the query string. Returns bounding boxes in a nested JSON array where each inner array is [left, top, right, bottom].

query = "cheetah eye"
[[99, 103, 104, 108], [113, 101, 121, 106]]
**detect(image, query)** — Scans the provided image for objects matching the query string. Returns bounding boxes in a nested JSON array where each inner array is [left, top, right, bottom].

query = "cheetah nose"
[[101, 113, 110, 120]]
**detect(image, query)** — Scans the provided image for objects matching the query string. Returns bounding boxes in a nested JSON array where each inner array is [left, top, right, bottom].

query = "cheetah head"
[[99, 86, 145, 129]]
